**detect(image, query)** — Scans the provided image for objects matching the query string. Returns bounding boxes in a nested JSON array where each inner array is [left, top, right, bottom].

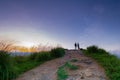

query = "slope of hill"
[[84, 46, 120, 80], [16, 50, 107, 80]]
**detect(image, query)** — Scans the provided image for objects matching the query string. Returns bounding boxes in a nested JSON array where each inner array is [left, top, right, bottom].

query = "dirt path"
[[15, 50, 107, 80]]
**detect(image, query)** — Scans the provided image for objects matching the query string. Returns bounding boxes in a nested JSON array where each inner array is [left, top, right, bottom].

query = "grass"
[[57, 66, 68, 80], [57, 61, 78, 80], [83, 45, 120, 80], [65, 62, 78, 70], [0, 47, 65, 80], [51, 47, 65, 58], [0, 51, 16, 80], [35, 51, 52, 62], [13, 57, 41, 75]]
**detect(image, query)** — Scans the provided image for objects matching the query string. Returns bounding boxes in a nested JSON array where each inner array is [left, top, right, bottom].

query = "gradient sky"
[[0, 0, 120, 51]]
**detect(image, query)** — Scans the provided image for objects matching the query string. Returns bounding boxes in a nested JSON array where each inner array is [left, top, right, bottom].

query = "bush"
[[51, 47, 65, 58], [98, 48, 108, 54], [29, 52, 38, 61], [36, 51, 52, 62], [87, 45, 99, 53], [86, 45, 109, 55], [0, 51, 16, 80], [80, 48, 85, 51]]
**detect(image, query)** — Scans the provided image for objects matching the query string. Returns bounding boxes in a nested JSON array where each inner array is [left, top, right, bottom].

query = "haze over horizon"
[[0, 0, 120, 51]]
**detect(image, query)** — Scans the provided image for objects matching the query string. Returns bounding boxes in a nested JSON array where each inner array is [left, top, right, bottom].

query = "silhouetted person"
[[74, 43, 77, 50], [77, 43, 80, 50]]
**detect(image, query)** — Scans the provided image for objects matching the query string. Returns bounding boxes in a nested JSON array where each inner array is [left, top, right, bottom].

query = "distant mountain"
[[109, 50, 120, 58], [9, 52, 31, 56]]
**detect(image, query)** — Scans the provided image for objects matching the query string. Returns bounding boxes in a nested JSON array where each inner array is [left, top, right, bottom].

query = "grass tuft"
[[0, 51, 16, 80], [65, 62, 78, 70], [57, 66, 68, 80]]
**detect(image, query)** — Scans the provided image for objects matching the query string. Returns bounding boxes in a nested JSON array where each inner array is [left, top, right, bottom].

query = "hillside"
[[15, 50, 107, 80]]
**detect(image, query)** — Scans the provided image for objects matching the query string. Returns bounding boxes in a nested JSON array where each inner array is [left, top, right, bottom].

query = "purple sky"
[[0, 0, 120, 51]]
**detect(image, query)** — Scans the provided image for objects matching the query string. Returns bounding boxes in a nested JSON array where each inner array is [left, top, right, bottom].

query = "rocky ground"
[[15, 50, 107, 80]]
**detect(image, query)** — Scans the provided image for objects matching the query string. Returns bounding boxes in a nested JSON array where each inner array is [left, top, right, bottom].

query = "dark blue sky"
[[0, 0, 120, 50]]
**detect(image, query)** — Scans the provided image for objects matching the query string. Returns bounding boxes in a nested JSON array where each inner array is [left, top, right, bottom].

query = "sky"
[[0, 0, 120, 51]]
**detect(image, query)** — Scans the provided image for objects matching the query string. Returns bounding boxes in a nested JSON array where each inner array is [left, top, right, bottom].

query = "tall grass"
[[0, 47, 65, 80], [51, 47, 65, 58], [83, 45, 120, 80], [35, 51, 52, 62], [0, 51, 16, 80]]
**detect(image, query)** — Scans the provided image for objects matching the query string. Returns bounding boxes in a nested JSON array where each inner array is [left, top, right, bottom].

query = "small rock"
[[84, 69, 93, 77], [80, 72, 85, 79]]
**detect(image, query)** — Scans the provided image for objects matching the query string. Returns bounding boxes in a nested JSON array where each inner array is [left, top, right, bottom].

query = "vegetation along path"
[[15, 50, 107, 80]]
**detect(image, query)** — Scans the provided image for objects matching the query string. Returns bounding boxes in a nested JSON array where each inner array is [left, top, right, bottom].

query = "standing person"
[[77, 43, 80, 50], [74, 43, 77, 50]]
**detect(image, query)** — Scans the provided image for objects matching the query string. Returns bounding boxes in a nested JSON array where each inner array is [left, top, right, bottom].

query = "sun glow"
[[21, 41, 35, 48]]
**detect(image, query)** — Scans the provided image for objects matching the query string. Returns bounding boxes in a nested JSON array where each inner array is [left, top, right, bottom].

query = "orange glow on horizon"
[[20, 41, 36, 48]]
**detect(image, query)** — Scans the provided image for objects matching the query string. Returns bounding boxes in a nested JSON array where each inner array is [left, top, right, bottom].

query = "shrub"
[[36, 51, 52, 62], [51, 47, 65, 58], [29, 52, 38, 61], [80, 48, 85, 51], [86, 45, 109, 55], [0, 51, 16, 80], [87, 45, 99, 53], [98, 48, 108, 54]]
